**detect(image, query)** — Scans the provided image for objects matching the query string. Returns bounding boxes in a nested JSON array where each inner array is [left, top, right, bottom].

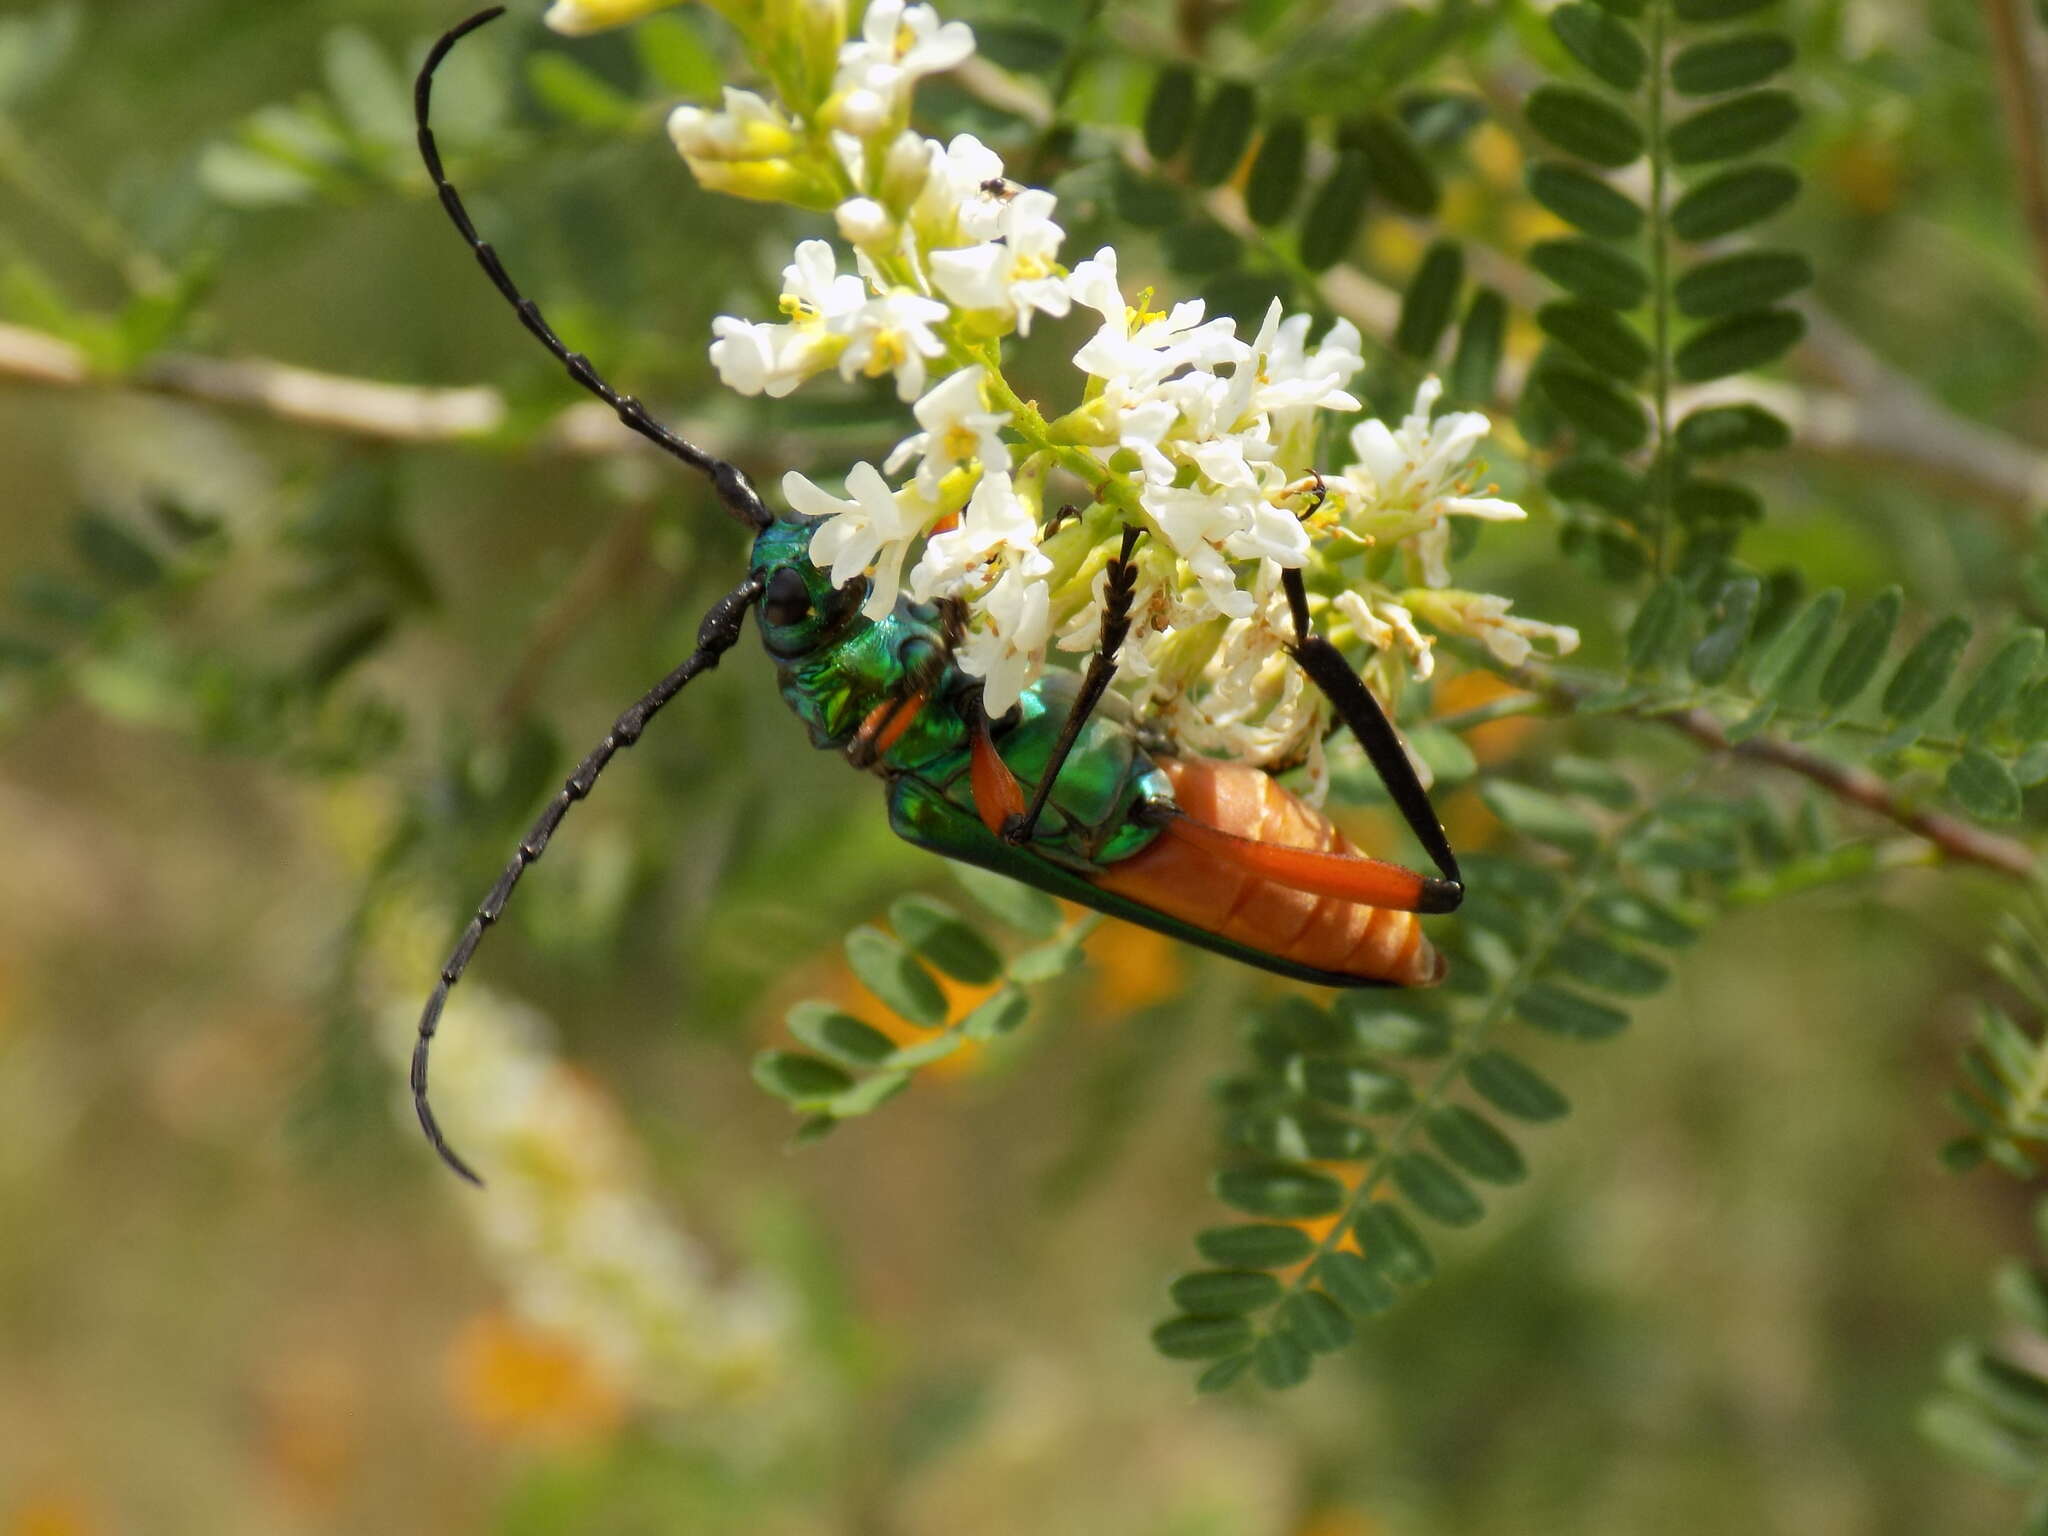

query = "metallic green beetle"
[[410, 9, 1463, 1184]]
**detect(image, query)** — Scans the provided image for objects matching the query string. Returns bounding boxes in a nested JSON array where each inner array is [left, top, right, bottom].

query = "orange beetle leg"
[[850, 689, 929, 765], [968, 708, 1028, 836], [1159, 812, 1460, 915]]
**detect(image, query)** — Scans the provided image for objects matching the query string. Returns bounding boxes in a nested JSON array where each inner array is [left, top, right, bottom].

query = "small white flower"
[[1064, 246, 1125, 325], [1341, 376, 1524, 586], [833, 288, 950, 401], [1073, 296, 1247, 393], [836, 1, 975, 125], [785, 461, 933, 618], [908, 469, 1047, 601], [1141, 484, 1257, 620], [1334, 589, 1436, 681], [910, 133, 1010, 242], [929, 189, 1070, 333], [959, 564, 1052, 716], [1408, 590, 1580, 668], [883, 365, 1011, 496]]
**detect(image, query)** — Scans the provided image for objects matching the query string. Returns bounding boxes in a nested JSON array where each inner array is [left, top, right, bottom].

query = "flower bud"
[[834, 196, 895, 251], [544, 0, 688, 35], [880, 131, 932, 210]]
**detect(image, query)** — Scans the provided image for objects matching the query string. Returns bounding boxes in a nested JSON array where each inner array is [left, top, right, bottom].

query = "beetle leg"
[[1279, 567, 1463, 903], [968, 697, 1029, 836], [847, 688, 930, 769], [1146, 804, 1461, 915], [1000, 526, 1144, 846]]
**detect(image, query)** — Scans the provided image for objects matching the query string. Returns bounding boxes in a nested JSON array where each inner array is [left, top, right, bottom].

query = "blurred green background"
[[3, 0, 2047, 1531]]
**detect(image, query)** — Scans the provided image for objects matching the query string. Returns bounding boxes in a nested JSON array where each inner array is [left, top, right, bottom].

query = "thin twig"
[[1658, 705, 2037, 881], [1985, 0, 2048, 311], [0, 319, 742, 461]]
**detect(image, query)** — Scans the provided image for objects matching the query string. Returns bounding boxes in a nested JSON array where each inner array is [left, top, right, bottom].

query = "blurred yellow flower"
[[446, 1309, 628, 1447], [1086, 922, 1182, 1016], [4, 1492, 101, 1536]]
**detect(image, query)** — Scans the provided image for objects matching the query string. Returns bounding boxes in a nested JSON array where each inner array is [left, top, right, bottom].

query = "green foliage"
[[1151, 768, 1812, 1392], [1595, 577, 2048, 826], [751, 871, 1093, 1137], [1524, 0, 1806, 578]]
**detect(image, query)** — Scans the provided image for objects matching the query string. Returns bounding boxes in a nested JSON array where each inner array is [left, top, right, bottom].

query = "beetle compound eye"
[[762, 567, 812, 627]]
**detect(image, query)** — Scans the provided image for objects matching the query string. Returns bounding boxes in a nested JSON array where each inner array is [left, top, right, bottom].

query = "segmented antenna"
[[413, 573, 767, 1183], [415, 6, 772, 531], [410, 9, 779, 1181]]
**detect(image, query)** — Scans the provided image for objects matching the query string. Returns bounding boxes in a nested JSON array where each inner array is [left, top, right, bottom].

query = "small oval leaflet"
[[1425, 1105, 1528, 1184], [1670, 164, 1799, 241], [1447, 287, 1507, 403], [1668, 89, 1801, 165], [1536, 363, 1650, 452], [1517, 981, 1630, 1040], [1315, 1251, 1400, 1316], [1818, 587, 1904, 711], [1189, 80, 1257, 187], [1690, 574, 1760, 684], [1883, 615, 1974, 724], [1397, 239, 1465, 359], [1350, 112, 1439, 215], [1527, 160, 1644, 238], [1674, 249, 1813, 319], [1170, 1269, 1284, 1316], [1550, 2, 1648, 91], [1391, 1150, 1486, 1227], [1215, 1162, 1348, 1219], [1143, 63, 1197, 160], [1953, 630, 2047, 740], [889, 893, 1003, 983], [786, 1002, 897, 1066], [1677, 402, 1791, 457], [1245, 117, 1307, 226], [845, 923, 949, 1027], [1152, 1313, 1255, 1360], [1465, 1050, 1572, 1122], [1530, 235, 1651, 309], [1298, 149, 1370, 271], [1749, 587, 1842, 702], [1254, 1329, 1313, 1389], [1279, 1290, 1355, 1353], [1948, 749, 2024, 823], [1526, 83, 1646, 166], [1353, 1202, 1436, 1284], [1539, 299, 1651, 379], [1670, 32, 1795, 95], [1675, 306, 1805, 382], [1195, 1223, 1318, 1269], [1551, 930, 1670, 996]]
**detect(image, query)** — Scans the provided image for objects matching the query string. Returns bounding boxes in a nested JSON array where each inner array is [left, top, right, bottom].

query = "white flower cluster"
[[372, 942, 809, 1445], [563, 0, 1579, 775]]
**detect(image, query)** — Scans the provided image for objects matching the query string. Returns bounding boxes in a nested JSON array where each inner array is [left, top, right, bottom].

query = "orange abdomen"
[[1091, 757, 1445, 987]]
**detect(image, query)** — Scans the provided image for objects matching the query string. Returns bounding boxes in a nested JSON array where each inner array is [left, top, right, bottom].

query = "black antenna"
[[413, 573, 768, 1183], [415, 7, 772, 532]]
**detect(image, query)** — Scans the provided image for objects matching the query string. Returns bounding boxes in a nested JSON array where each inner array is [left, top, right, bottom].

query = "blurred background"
[[4, 0, 2048, 1531]]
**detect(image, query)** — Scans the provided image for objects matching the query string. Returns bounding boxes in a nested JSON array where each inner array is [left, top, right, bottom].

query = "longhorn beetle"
[[411, 7, 1463, 1184]]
